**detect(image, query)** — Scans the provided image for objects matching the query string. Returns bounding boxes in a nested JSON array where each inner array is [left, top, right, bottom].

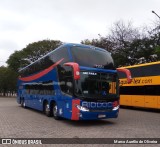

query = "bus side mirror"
[[117, 68, 132, 83], [64, 62, 80, 80]]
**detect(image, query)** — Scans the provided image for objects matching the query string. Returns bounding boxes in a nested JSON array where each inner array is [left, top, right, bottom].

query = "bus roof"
[[19, 43, 109, 72], [119, 61, 160, 69]]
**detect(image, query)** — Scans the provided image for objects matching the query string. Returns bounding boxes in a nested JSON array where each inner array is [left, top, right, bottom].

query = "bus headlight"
[[76, 105, 89, 112], [112, 105, 119, 110]]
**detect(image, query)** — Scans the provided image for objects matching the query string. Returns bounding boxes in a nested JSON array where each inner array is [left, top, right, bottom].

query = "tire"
[[20, 98, 23, 107], [44, 102, 52, 117], [21, 98, 26, 108], [52, 103, 60, 120]]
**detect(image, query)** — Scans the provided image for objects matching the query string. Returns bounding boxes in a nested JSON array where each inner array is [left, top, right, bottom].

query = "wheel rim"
[[45, 104, 49, 113], [21, 100, 23, 106], [53, 105, 58, 117], [23, 101, 25, 107]]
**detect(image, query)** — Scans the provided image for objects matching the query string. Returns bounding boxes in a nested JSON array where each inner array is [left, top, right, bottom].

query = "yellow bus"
[[118, 61, 160, 109]]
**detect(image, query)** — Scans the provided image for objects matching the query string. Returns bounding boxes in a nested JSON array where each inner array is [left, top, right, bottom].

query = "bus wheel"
[[53, 103, 60, 120], [44, 102, 51, 117], [21, 98, 26, 108]]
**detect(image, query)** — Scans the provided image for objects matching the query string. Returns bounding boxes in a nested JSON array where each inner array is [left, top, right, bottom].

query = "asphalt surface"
[[0, 97, 159, 147]]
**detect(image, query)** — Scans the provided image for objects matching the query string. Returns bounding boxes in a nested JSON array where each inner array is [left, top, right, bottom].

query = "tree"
[[149, 22, 160, 60], [82, 21, 141, 67], [107, 21, 142, 67], [155, 46, 160, 59], [81, 36, 114, 53], [0, 66, 18, 96], [6, 50, 26, 72], [82, 20, 160, 67], [7, 39, 62, 71]]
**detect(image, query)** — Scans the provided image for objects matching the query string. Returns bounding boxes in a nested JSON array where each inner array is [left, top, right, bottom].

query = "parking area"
[[0, 97, 159, 146]]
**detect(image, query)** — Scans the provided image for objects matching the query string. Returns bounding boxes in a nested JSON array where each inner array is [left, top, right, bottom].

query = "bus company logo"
[[94, 64, 104, 68], [82, 101, 113, 109], [82, 72, 97, 75], [120, 78, 152, 85], [120, 78, 140, 85], [2, 139, 11, 144], [119, 80, 128, 85]]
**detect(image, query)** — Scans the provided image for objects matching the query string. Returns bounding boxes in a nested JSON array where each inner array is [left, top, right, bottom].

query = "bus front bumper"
[[71, 107, 119, 120]]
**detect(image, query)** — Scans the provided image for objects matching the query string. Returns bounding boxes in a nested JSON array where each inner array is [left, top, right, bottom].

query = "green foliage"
[[7, 39, 62, 71], [82, 21, 160, 67], [155, 46, 160, 59], [0, 66, 18, 96], [7, 50, 26, 72]]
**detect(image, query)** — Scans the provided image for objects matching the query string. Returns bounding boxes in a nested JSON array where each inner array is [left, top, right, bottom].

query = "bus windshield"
[[71, 46, 114, 69], [74, 72, 118, 99]]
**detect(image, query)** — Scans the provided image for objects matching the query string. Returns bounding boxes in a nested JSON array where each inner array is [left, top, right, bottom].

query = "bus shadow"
[[18, 105, 117, 126], [62, 119, 116, 127], [120, 106, 160, 113], [18, 105, 46, 116]]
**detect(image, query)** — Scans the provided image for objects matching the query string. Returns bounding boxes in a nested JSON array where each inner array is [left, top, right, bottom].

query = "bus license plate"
[[98, 114, 106, 118]]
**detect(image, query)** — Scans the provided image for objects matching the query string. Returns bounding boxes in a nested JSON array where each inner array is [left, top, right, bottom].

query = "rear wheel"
[[53, 103, 60, 120]]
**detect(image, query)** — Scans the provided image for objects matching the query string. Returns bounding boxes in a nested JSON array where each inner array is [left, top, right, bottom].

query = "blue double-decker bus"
[[17, 43, 131, 120]]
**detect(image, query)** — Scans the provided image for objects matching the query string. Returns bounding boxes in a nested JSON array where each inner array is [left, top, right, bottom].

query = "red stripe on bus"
[[71, 99, 80, 120], [19, 58, 64, 82]]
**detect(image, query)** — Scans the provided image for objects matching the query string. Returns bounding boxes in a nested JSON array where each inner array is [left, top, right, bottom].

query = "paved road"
[[0, 97, 159, 146]]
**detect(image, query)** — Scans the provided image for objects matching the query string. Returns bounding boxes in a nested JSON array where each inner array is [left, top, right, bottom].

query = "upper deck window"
[[19, 47, 69, 77], [118, 63, 160, 78], [71, 46, 114, 69]]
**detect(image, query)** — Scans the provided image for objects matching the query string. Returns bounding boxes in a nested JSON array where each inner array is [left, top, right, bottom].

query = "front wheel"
[[21, 98, 26, 108], [53, 103, 60, 120]]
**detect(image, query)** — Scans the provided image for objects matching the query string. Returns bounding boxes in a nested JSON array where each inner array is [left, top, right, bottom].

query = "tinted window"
[[49, 47, 70, 66], [120, 85, 160, 95], [118, 63, 160, 78], [74, 72, 118, 99], [120, 86, 145, 95], [60, 77, 73, 95], [20, 47, 70, 77], [71, 46, 114, 69], [145, 85, 160, 95], [25, 81, 55, 95]]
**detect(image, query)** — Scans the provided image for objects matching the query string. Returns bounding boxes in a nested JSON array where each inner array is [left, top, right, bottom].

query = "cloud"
[[0, 49, 14, 66], [0, 40, 19, 51], [0, 0, 160, 67], [0, 39, 19, 66]]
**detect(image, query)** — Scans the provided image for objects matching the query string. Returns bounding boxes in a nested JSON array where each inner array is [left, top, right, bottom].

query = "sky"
[[0, 0, 160, 66]]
